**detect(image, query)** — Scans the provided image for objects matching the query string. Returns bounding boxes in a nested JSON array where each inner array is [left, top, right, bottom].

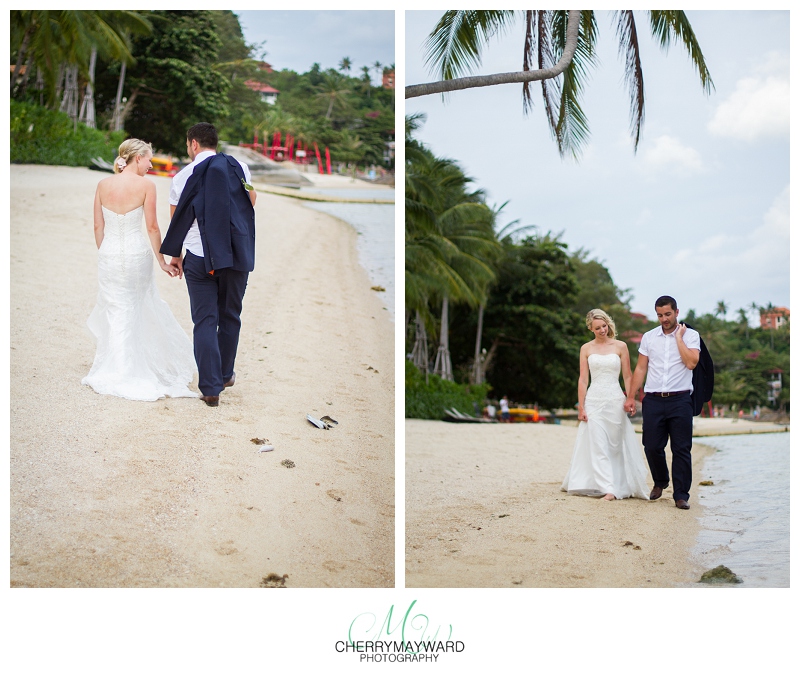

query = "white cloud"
[[641, 135, 705, 174], [707, 53, 789, 142], [671, 186, 789, 309]]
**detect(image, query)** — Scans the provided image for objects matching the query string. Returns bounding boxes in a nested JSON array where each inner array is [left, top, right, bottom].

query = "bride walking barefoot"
[[82, 138, 197, 401], [561, 309, 649, 500]]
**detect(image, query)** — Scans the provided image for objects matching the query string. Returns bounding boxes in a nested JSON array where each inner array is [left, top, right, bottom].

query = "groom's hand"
[[171, 256, 184, 280]]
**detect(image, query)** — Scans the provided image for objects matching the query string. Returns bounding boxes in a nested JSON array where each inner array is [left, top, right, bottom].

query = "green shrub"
[[405, 360, 491, 420], [11, 100, 126, 166]]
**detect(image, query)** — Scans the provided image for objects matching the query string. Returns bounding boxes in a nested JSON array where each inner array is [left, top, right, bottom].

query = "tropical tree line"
[[682, 306, 789, 413], [11, 10, 394, 169]]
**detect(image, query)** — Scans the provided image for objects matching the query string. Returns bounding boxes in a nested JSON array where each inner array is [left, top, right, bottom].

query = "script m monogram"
[[348, 600, 453, 650]]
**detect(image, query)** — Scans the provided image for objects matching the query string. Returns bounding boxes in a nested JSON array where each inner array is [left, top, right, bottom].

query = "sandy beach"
[[406, 419, 719, 588], [10, 164, 394, 588]]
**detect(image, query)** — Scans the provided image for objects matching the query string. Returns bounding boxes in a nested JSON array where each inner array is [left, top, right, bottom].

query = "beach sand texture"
[[10, 165, 394, 587], [406, 419, 716, 587]]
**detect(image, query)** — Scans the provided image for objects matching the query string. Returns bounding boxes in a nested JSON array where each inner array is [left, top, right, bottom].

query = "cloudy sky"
[[406, 10, 790, 321], [235, 10, 394, 76]]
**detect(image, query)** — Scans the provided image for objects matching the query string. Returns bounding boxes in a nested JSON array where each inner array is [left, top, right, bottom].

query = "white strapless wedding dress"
[[561, 353, 649, 499], [82, 205, 197, 401]]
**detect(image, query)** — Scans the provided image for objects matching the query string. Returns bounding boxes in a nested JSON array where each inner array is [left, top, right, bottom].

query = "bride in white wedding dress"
[[82, 138, 197, 401], [562, 309, 649, 500]]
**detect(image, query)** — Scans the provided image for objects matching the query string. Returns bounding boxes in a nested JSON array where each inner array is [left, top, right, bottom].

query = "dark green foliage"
[[405, 361, 491, 420], [443, 233, 585, 407], [570, 249, 632, 319], [568, 249, 647, 365], [10, 100, 125, 166], [450, 234, 584, 407], [209, 11, 269, 145], [113, 11, 231, 155]]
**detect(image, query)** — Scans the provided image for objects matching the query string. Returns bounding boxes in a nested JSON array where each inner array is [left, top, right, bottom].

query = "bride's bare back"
[[96, 172, 151, 215]]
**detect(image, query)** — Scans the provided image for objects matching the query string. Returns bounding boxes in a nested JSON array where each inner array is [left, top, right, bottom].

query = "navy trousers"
[[641, 392, 693, 501], [183, 252, 249, 396]]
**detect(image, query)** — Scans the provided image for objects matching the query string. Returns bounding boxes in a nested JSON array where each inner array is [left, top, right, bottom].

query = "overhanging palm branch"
[[411, 9, 713, 156]]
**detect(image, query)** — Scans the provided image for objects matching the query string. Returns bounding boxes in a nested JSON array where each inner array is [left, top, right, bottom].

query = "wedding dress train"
[[561, 353, 649, 499], [82, 205, 197, 401]]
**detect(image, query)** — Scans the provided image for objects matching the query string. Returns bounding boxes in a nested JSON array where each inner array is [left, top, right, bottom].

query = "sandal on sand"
[[306, 414, 339, 430]]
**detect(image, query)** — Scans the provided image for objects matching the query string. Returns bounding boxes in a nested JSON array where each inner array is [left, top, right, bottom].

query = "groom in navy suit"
[[161, 122, 257, 406]]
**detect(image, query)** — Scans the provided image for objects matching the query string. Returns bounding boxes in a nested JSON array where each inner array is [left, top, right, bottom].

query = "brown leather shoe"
[[223, 372, 235, 388], [649, 486, 664, 500], [675, 499, 690, 510], [200, 395, 219, 407]]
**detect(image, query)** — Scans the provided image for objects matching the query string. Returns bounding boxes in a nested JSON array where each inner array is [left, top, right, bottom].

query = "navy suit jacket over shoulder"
[[161, 153, 256, 273]]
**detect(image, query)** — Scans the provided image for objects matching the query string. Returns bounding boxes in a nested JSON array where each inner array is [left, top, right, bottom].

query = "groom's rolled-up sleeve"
[[684, 329, 701, 351], [638, 332, 650, 356]]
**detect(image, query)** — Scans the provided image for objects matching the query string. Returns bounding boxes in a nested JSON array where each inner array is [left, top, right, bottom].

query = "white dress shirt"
[[169, 150, 252, 257], [639, 325, 700, 393]]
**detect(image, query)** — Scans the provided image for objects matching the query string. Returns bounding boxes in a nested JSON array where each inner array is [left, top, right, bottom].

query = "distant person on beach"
[[82, 138, 197, 401], [562, 309, 649, 500], [161, 122, 257, 407], [624, 296, 700, 510], [499, 396, 510, 422]]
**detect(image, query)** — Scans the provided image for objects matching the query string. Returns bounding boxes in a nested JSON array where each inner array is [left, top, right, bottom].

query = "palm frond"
[[537, 10, 561, 133], [522, 11, 535, 115], [649, 10, 714, 94], [551, 10, 597, 158], [614, 10, 645, 150], [424, 10, 518, 81]]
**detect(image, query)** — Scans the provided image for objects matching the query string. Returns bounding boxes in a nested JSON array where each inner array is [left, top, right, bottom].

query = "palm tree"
[[737, 307, 750, 341], [11, 11, 149, 109], [315, 72, 351, 119], [372, 60, 383, 81], [335, 130, 365, 179], [360, 65, 372, 97], [716, 300, 728, 320], [338, 56, 352, 75], [750, 301, 762, 329], [259, 105, 296, 141], [408, 10, 713, 157], [406, 121, 501, 380], [763, 301, 776, 350]]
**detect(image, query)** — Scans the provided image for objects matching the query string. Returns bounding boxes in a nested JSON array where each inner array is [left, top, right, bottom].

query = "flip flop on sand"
[[306, 414, 339, 430]]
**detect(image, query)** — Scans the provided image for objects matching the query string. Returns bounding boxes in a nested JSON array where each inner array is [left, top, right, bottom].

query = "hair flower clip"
[[116, 157, 127, 169]]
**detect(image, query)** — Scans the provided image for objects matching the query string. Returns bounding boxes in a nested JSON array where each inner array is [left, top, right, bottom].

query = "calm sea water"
[[301, 187, 395, 201], [692, 432, 789, 587], [303, 201, 395, 321]]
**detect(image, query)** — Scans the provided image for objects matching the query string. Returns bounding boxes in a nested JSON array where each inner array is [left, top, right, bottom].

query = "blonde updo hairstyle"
[[114, 138, 154, 174], [585, 308, 616, 339]]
